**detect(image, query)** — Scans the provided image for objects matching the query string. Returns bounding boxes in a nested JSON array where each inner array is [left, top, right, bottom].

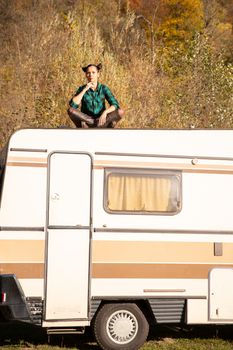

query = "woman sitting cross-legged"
[[68, 63, 124, 128]]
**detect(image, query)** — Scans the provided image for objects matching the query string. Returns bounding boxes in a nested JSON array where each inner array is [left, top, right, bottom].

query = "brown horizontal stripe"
[[0, 240, 44, 262], [7, 162, 47, 168], [92, 263, 233, 279], [93, 241, 233, 263], [2, 262, 232, 280], [0, 263, 44, 278]]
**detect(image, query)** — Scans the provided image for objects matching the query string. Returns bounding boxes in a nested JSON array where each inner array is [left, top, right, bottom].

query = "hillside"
[[0, 0, 232, 147]]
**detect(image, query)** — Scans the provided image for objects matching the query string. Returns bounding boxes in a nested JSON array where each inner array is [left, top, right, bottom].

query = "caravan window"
[[104, 168, 182, 215]]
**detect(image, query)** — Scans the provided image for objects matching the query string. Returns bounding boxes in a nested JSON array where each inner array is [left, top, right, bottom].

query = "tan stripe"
[[0, 240, 44, 262], [94, 160, 233, 174], [8, 157, 46, 162], [7, 162, 47, 168], [92, 263, 233, 279], [0, 263, 44, 278], [93, 241, 233, 263], [185, 169, 233, 174], [7, 156, 47, 167]]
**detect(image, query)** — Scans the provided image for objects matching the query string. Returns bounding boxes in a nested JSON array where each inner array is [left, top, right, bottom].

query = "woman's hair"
[[82, 63, 102, 72]]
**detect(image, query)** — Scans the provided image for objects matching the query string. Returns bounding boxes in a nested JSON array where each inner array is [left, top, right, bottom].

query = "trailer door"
[[209, 268, 233, 320], [45, 152, 92, 321]]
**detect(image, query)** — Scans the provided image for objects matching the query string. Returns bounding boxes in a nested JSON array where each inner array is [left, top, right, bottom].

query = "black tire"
[[93, 303, 149, 350]]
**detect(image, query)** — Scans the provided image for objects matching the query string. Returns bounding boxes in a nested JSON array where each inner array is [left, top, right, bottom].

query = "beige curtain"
[[108, 173, 177, 212]]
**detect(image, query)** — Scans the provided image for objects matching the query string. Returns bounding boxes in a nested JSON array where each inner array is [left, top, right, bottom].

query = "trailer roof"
[[8, 128, 233, 159]]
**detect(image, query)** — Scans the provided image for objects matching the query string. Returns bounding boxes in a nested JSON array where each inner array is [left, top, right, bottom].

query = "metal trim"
[[91, 296, 207, 300], [47, 225, 90, 230], [95, 151, 233, 162], [44, 317, 89, 322], [94, 228, 233, 235], [10, 148, 47, 153], [143, 289, 186, 293], [0, 226, 44, 231], [46, 328, 85, 335]]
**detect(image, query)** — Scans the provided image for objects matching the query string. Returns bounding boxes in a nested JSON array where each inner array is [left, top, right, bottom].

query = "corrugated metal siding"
[[90, 299, 101, 319], [148, 298, 186, 323]]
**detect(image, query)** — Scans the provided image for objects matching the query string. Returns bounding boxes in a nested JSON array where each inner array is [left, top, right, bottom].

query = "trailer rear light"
[[1, 292, 6, 302]]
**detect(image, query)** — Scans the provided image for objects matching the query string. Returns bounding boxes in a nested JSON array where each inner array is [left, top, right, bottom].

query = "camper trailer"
[[1, 128, 233, 349]]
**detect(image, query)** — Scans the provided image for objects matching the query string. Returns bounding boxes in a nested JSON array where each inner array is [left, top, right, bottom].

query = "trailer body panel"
[[1, 129, 233, 335]]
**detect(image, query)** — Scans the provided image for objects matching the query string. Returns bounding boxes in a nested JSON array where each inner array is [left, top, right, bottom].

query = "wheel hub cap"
[[106, 310, 138, 344]]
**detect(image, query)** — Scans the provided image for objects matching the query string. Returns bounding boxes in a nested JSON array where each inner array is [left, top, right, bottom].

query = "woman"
[[68, 63, 124, 128]]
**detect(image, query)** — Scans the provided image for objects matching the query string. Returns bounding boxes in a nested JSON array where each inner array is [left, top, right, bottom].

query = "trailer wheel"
[[94, 303, 149, 350]]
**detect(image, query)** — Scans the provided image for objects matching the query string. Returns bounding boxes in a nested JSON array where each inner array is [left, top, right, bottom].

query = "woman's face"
[[86, 66, 99, 83]]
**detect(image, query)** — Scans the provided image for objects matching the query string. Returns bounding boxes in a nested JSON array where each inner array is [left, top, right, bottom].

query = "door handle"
[[51, 193, 60, 201]]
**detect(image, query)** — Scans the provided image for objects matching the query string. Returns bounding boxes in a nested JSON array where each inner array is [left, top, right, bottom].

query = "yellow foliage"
[[158, 0, 204, 44], [217, 22, 232, 33], [0, 66, 14, 83]]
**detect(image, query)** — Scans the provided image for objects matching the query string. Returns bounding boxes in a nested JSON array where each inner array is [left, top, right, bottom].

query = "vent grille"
[[90, 299, 101, 319], [149, 298, 185, 323]]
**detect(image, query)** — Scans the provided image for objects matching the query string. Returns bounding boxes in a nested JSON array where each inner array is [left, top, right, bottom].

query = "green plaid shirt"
[[69, 83, 120, 119]]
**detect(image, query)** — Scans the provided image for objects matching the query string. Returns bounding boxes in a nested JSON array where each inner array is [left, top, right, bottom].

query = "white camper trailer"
[[1, 128, 233, 349]]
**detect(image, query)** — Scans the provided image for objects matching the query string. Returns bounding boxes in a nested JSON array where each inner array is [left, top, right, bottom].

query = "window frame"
[[104, 167, 182, 216]]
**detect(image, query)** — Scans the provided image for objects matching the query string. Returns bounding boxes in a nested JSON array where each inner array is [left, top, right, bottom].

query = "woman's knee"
[[67, 107, 77, 120], [118, 109, 124, 119], [67, 108, 82, 127]]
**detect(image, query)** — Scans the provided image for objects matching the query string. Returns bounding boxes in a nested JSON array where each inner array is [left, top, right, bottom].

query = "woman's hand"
[[85, 82, 95, 91], [72, 82, 95, 105], [98, 111, 108, 126]]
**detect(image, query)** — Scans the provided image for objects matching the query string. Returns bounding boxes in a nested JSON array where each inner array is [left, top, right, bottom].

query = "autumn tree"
[[157, 0, 204, 46]]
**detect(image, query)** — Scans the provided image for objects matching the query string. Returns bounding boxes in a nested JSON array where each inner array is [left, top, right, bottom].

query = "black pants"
[[67, 108, 123, 128]]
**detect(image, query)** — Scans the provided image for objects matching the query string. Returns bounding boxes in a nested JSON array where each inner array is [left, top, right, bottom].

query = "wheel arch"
[[90, 298, 154, 326]]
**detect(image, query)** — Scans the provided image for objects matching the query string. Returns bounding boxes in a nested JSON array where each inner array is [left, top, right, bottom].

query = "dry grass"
[[0, 0, 232, 148]]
